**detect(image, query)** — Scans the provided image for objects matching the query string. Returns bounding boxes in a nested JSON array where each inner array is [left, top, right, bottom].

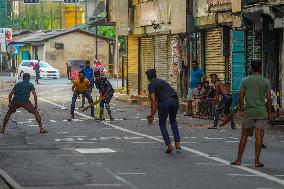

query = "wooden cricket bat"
[[81, 99, 101, 112], [219, 106, 239, 127]]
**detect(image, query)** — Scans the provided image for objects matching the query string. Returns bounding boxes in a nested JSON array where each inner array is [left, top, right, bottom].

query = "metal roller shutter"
[[140, 37, 154, 93], [205, 28, 226, 81], [154, 35, 168, 80], [127, 36, 139, 95]]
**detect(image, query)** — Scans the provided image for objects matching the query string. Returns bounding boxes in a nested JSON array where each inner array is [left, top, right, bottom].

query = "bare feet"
[[40, 127, 48, 133], [0, 128, 5, 134], [255, 161, 264, 167], [230, 160, 241, 166]]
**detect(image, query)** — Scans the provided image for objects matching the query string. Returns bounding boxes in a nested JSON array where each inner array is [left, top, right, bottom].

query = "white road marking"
[[17, 121, 32, 124], [16, 111, 21, 113], [56, 132, 69, 134], [123, 136, 143, 140], [76, 148, 116, 154], [66, 142, 95, 144], [50, 120, 57, 123], [275, 175, 284, 177], [203, 137, 225, 140], [131, 142, 158, 144], [100, 136, 122, 140], [27, 125, 39, 127], [102, 128, 113, 130], [85, 184, 121, 187], [39, 97, 284, 186], [180, 142, 197, 144], [38, 88, 64, 95], [67, 136, 87, 138], [225, 141, 240, 143], [228, 174, 260, 177], [89, 138, 98, 141], [116, 173, 146, 175], [54, 138, 74, 142], [195, 163, 228, 166], [191, 137, 197, 139], [27, 119, 35, 121], [229, 136, 239, 140]]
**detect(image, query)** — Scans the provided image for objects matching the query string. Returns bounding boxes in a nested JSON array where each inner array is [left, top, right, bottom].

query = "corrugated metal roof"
[[13, 29, 115, 44]]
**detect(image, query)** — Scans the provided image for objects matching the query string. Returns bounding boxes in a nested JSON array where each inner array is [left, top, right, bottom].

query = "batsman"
[[94, 71, 114, 121]]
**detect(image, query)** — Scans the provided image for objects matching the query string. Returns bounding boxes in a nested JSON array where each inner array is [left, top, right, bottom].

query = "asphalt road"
[[0, 78, 284, 189]]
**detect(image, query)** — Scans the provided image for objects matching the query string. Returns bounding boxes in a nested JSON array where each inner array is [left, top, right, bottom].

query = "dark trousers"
[[213, 95, 235, 127], [158, 98, 180, 145], [71, 90, 94, 117], [35, 72, 40, 83], [100, 92, 113, 112]]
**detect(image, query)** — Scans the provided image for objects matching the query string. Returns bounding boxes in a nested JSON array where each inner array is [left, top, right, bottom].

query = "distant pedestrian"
[[66, 62, 71, 80], [94, 71, 114, 121], [70, 71, 94, 119], [208, 74, 236, 129], [80, 60, 94, 108], [35, 60, 40, 84], [146, 69, 181, 153], [231, 60, 272, 167], [0, 73, 47, 134]]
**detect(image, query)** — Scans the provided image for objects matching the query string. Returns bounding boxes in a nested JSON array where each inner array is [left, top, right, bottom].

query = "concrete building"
[[12, 29, 115, 76]]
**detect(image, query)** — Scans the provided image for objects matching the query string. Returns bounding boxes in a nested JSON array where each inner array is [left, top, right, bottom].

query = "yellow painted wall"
[[64, 5, 84, 28]]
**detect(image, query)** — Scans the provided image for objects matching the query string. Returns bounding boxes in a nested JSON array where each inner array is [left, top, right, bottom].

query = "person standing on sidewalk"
[[94, 71, 114, 121], [146, 69, 181, 153], [231, 60, 272, 167], [80, 60, 94, 108], [0, 73, 47, 134], [70, 71, 94, 119], [208, 74, 236, 129], [35, 60, 40, 84], [186, 60, 206, 116]]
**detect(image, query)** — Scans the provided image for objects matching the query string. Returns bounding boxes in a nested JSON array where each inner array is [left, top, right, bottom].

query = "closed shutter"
[[127, 36, 139, 95], [205, 28, 226, 81], [231, 30, 246, 92], [167, 35, 179, 91], [140, 37, 154, 93], [154, 35, 168, 80]]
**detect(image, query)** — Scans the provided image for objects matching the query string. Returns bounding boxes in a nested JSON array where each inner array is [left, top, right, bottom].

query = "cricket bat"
[[81, 98, 100, 112], [219, 106, 239, 127]]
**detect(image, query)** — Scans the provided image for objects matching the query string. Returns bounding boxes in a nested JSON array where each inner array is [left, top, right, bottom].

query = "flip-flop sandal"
[[165, 146, 174, 153], [230, 162, 241, 166], [255, 163, 264, 168]]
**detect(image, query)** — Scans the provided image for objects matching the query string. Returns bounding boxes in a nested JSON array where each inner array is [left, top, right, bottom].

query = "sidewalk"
[[114, 93, 284, 134]]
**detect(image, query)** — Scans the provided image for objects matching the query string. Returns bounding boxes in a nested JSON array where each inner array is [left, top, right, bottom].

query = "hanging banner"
[[0, 28, 12, 52], [170, 37, 181, 76]]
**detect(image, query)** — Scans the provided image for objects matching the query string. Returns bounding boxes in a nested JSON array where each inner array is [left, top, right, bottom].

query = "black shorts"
[[218, 95, 233, 114]]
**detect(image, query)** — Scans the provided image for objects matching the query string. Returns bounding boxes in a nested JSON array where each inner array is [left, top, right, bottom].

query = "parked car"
[[18, 60, 60, 79]]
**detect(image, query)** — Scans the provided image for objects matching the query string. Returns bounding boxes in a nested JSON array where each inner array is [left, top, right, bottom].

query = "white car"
[[18, 60, 60, 79]]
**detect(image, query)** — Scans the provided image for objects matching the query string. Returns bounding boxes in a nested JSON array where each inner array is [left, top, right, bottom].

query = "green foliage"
[[8, 2, 62, 30]]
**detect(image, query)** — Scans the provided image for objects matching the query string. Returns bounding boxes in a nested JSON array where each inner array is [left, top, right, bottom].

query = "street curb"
[[0, 169, 22, 189]]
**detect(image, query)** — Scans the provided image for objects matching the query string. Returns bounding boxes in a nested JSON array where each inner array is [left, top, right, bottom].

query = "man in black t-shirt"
[[146, 69, 181, 153]]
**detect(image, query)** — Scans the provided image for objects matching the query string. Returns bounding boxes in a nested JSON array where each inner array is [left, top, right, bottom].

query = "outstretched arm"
[[147, 93, 158, 125]]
